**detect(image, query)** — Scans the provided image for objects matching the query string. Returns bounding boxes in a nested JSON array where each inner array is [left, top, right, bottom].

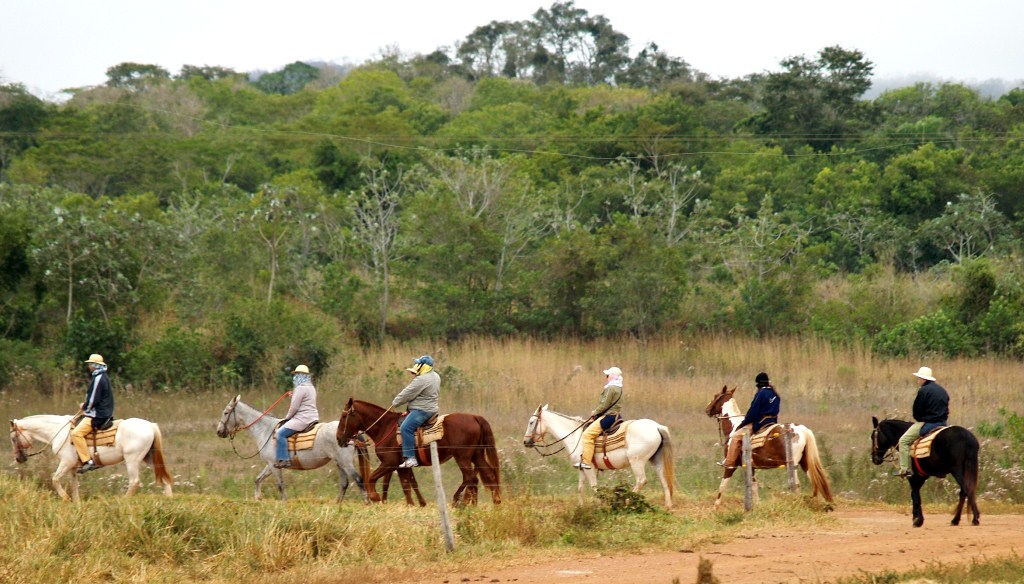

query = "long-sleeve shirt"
[[283, 381, 319, 431], [392, 370, 441, 413], [591, 382, 623, 418]]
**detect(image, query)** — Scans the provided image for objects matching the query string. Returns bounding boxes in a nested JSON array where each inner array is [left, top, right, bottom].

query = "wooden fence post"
[[783, 424, 798, 492], [430, 442, 455, 552], [742, 426, 753, 512]]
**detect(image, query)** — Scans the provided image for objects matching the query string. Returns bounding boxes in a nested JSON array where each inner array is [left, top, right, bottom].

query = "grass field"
[[3, 336, 1023, 583]]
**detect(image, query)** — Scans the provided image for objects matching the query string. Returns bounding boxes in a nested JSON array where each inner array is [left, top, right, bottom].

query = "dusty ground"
[[405, 509, 1024, 584]]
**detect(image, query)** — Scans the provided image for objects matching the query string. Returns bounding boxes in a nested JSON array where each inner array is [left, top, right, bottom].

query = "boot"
[[398, 457, 419, 468], [77, 459, 100, 474]]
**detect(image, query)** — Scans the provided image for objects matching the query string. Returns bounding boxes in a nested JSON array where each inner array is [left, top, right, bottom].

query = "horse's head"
[[523, 404, 548, 448], [870, 416, 900, 465], [216, 395, 241, 438], [705, 385, 736, 418], [10, 420, 30, 464], [336, 397, 360, 447]]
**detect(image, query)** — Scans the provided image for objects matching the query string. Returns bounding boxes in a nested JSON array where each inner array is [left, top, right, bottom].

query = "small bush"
[[872, 309, 975, 357], [593, 481, 658, 514]]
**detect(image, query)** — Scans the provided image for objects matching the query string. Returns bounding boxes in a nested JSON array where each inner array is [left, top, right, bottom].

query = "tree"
[[616, 42, 694, 89], [922, 192, 1009, 263], [105, 62, 171, 91], [253, 61, 319, 95], [0, 83, 50, 179]]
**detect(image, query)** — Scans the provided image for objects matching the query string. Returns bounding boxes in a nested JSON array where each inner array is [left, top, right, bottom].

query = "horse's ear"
[[720, 385, 727, 393], [872, 416, 879, 428], [727, 386, 736, 397], [542, 404, 548, 411], [346, 397, 354, 407], [234, 394, 241, 403]]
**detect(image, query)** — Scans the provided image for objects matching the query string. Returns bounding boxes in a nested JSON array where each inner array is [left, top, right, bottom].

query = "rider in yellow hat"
[[72, 354, 114, 473]]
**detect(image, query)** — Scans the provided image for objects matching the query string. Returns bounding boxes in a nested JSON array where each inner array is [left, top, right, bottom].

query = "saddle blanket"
[[911, 425, 951, 459], [87, 419, 123, 447], [750, 423, 785, 449], [595, 420, 633, 453], [395, 414, 447, 447], [287, 423, 324, 452]]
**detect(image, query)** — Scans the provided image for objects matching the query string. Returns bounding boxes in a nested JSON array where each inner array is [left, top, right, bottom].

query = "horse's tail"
[[656, 424, 675, 502], [962, 429, 980, 495], [148, 423, 174, 491], [800, 427, 833, 503], [475, 416, 502, 501]]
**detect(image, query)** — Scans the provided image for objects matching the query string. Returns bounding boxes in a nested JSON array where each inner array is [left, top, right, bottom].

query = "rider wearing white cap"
[[575, 366, 624, 470], [893, 366, 950, 477]]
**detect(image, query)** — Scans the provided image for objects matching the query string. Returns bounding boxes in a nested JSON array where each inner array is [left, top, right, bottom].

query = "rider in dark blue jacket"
[[721, 372, 780, 468]]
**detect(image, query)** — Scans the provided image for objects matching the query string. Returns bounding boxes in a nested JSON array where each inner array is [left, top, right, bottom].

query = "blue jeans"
[[400, 409, 433, 459], [276, 427, 300, 462]]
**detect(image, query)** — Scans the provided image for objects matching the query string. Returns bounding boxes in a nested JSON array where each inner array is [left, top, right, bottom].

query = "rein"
[[12, 417, 74, 459], [224, 394, 290, 460], [229, 391, 292, 437], [527, 408, 588, 457], [340, 402, 394, 443]]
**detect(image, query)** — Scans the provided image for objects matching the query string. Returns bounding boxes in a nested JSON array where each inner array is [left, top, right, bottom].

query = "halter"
[[339, 402, 395, 445], [221, 397, 286, 460], [10, 418, 73, 460], [524, 406, 588, 457], [871, 425, 899, 465]]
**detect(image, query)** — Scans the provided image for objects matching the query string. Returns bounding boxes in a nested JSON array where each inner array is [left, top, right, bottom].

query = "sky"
[[3, 0, 1023, 100]]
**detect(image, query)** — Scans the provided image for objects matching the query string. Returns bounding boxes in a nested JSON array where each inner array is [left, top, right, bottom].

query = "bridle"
[[523, 406, 587, 457], [10, 418, 72, 462], [871, 426, 898, 465], [220, 398, 280, 460], [338, 402, 395, 446]]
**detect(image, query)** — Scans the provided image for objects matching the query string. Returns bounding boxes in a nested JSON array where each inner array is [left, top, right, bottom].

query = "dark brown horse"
[[871, 417, 980, 527], [336, 398, 501, 506], [705, 386, 833, 507]]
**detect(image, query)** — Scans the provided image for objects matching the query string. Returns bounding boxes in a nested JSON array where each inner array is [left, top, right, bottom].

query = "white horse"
[[522, 404, 675, 508], [215, 395, 367, 502], [704, 385, 833, 508], [9, 415, 173, 501]]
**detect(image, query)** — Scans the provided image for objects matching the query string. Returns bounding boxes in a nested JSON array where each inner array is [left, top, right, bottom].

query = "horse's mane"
[[543, 408, 586, 423]]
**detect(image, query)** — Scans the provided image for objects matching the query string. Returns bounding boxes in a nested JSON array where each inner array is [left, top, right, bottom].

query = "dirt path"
[[407, 510, 1024, 584]]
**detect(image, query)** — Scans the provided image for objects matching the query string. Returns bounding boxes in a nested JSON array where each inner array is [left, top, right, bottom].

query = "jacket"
[[739, 385, 779, 433], [912, 380, 949, 424], [283, 381, 319, 431], [392, 370, 441, 414], [83, 370, 114, 419], [592, 382, 623, 418]]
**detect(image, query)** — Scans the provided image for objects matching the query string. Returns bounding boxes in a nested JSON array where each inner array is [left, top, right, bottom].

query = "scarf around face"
[[293, 373, 311, 387]]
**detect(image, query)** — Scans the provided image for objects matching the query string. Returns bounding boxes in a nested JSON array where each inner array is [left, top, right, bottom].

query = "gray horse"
[[216, 395, 367, 501]]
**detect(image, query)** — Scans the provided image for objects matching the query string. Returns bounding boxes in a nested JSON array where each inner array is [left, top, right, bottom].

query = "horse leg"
[[713, 468, 736, 508], [452, 459, 477, 507], [125, 458, 142, 496], [628, 457, 648, 493], [909, 476, 926, 527], [254, 464, 275, 501], [52, 458, 76, 502]]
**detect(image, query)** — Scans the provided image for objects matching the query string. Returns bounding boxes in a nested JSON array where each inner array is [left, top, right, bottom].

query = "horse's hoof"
[[913, 518, 924, 528], [972, 519, 980, 526]]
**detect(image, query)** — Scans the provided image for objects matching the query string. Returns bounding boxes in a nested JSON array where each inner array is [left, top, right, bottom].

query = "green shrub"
[[123, 327, 216, 391], [872, 309, 975, 357]]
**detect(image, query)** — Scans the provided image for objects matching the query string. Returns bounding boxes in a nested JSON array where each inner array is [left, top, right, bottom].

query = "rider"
[[72, 353, 114, 474], [393, 355, 440, 469], [575, 366, 624, 470], [274, 364, 320, 469], [893, 366, 949, 478], [720, 371, 780, 469]]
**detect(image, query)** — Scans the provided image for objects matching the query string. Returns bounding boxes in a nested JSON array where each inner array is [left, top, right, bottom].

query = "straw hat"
[[291, 364, 310, 375], [84, 354, 106, 365], [912, 366, 935, 381]]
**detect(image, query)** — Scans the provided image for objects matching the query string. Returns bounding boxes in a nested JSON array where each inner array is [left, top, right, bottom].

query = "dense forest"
[[2, 1, 1023, 391]]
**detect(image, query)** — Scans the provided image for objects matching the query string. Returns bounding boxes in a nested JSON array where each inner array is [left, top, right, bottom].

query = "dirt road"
[[408, 509, 1024, 584]]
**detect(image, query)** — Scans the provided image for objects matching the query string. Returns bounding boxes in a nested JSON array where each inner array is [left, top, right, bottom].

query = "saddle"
[[750, 423, 784, 449], [286, 421, 322, 453], [86, 419, 123, 456], [593, 420, 634, 469], [395, 414, 447, 448], [911, 425, 951, 459]]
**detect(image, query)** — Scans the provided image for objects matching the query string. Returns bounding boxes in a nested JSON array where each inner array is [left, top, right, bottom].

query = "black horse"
[[871, 417, 980, 527]]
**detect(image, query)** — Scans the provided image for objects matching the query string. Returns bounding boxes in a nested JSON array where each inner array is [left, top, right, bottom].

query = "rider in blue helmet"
[[391, 355, 441, 468]]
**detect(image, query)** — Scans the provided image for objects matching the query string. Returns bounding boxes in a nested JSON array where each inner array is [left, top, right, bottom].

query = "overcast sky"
[[3, 0, 1023, 100]]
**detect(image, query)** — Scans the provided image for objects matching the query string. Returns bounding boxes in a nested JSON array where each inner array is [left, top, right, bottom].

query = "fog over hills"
[[866, 74, 1023, 99]]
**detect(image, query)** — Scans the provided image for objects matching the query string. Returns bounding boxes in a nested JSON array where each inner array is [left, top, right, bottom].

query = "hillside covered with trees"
[[2, 1, 1023, 391]]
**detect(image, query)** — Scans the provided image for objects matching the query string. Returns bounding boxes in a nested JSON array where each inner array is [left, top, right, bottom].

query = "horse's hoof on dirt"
[[913, 518, 924, 528], [972, 519, 980, 526]]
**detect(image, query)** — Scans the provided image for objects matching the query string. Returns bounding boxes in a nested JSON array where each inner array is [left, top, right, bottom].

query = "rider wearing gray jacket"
[[393, 355, 440, 468]]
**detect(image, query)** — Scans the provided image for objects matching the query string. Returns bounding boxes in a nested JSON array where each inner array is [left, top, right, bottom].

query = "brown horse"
[[705, 386, 833, 507], [336, 398, 501, 506]]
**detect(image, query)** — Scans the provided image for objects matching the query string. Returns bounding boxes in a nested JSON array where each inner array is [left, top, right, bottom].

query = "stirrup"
[[274, 460, 292, 469]]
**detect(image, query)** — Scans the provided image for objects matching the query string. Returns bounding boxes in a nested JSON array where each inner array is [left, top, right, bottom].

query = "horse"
[[9, 414, 173, 501], [335, 398, 502, 506], [870, 416, 980, 527], [705, 386, 833, 508], [215, 395, 367, 502], [522, 404, 675, 508]]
